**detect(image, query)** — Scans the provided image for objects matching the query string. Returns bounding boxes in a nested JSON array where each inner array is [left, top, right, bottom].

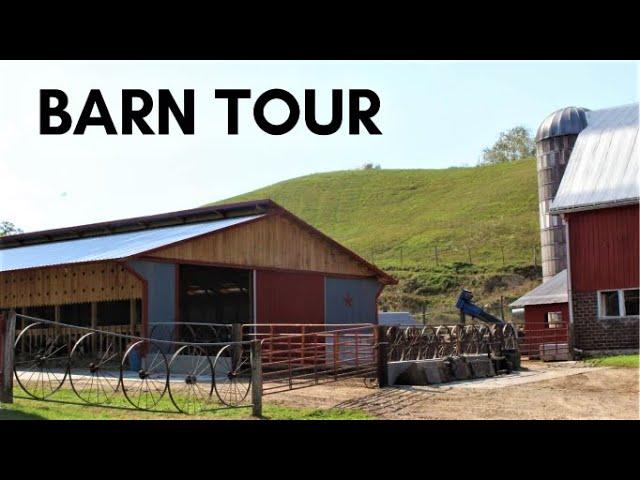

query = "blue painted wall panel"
[[324, 277, 380, 325], [128, 260, 176, 327]]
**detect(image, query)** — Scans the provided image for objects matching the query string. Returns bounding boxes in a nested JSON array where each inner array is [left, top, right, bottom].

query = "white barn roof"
[[510, 270, 568, 308], [550, 103, 639, 213]]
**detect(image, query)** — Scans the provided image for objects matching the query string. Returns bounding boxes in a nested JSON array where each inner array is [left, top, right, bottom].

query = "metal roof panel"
[[0, 215, 264, 273], [551, 103, 640, 213], [509, 270, 568, 307]]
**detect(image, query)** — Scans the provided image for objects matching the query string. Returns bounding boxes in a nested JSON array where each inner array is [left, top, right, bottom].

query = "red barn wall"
[[566, 204, 639, 352], [567, 204, 639, 292], [256, 270, 325, 326], [522, 303, 569, 356]]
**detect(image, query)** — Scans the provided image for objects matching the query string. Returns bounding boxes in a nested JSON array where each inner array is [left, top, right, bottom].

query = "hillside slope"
[[212, 158, 542, 317], [215, 158, 539, 267]]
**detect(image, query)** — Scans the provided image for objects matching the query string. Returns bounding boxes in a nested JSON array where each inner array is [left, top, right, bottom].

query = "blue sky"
[[0, 60, 637, 233]]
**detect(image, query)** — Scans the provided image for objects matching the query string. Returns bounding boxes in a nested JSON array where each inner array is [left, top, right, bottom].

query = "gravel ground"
[[265, 360, 640, 420]]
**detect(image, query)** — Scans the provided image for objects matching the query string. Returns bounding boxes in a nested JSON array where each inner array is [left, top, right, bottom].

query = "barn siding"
[[255, 270, 324, 325], [325, 277, 379, 325], [0, 261, 143, 309], [148, 214, 376, 279], [128, 260, 175, 329], [522, 303, 569, 356], [567, 204, 639, 292]]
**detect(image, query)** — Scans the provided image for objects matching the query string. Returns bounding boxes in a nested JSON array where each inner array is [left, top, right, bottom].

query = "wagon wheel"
[[463, 325, 481, 354], [69, 331, 123, 405], [489, 324, 504, 356], [502, 323, 519, 350], [168, 344, 214, 414], [121, 340, 169, 410], [435, 326, 452, 358], [385, 327, 402, 361], [451, 325, 467, 355], [403, 327, 420, 360], [477, 325, 491, 353], [13, 323, 69, 400], [213, 343, 252, 407]]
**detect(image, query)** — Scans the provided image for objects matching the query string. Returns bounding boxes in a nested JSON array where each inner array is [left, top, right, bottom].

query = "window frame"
[[597, 288, 640, 319]]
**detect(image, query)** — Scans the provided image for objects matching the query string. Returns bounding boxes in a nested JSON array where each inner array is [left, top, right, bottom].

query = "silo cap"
[[535, 106, 590, 142]]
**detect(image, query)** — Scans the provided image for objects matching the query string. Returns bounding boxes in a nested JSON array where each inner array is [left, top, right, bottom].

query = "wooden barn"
[[0, 200, 396, 338], [513, 103, 639, 355]]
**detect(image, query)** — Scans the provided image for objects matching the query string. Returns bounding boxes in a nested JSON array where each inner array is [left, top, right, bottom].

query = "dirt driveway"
[[265, 361, 639, 420]]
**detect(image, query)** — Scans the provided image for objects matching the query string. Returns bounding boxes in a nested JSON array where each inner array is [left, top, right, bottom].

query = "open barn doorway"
[[178, 264, 252, 342]]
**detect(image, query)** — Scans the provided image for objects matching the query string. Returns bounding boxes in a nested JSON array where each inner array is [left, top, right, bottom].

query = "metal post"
[[129, 299, 137, 336], [250, 340, 262, 417], [434, 246, 439, 266], [376, 325, 389, 388], [501, 246, 505, 266], [232, 323, 242, 368], [467, 246, 472, 264], [1, 310, 16, 404]]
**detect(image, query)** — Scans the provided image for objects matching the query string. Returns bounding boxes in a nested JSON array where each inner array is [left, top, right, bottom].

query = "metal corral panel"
[[567, 204, 639, 292], [256, 271, 324, 325], [0, 215, 263, 273], [551, 103, 639, 213], [324, 277, 379, 325]]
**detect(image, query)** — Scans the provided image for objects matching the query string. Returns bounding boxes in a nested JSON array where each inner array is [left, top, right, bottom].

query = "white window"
[[597, 288, 640, 318]]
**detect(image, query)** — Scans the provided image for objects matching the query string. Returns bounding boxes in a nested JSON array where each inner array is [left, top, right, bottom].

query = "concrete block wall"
[[572, 291, 639, 351]]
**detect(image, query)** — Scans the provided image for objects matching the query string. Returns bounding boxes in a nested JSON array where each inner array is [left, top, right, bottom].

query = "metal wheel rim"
[[121, 340, 169, 411], [213, 344, 251, 407], [168, 344, 214, 414], [69, 332, 122, 405], [13, 322, 68, 400]]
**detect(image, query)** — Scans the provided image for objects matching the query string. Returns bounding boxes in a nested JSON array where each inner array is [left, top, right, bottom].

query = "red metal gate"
[[520, 320, 569, 360], [243, 323, 378, 395]]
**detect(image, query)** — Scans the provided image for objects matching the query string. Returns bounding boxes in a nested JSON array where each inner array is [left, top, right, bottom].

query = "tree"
[[359, 162, 381, 170], [480, 126, 535, 165], [0, 221, 22, 237]]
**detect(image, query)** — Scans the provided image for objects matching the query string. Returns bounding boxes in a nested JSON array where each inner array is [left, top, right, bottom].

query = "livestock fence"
[[366, 244, 542, 268], [1, 310, 525, 416]]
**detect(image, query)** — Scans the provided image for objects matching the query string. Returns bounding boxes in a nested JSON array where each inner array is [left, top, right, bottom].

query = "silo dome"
[[535, 106, 589, 142], [535, 105, 589, 282]]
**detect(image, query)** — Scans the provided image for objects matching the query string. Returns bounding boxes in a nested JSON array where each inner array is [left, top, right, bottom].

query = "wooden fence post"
[[1, 310, 16, 404], [250, 340, 263, 417], [376, 325, 389, 388]]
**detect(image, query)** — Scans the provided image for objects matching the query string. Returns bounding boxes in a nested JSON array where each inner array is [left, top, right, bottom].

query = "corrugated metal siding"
[[568, 204, 639, 292], [255, 271, 324, 326], [325, 277, 379, 325], [551, 103, 639, 213], [0, 215, 263, 273]]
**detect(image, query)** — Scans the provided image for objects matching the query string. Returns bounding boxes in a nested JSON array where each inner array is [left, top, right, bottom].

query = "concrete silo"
[[535, 107, 589, 282]]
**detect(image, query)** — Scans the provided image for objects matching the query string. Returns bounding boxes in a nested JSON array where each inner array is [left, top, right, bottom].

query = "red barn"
[[513, 103, 639, 356]]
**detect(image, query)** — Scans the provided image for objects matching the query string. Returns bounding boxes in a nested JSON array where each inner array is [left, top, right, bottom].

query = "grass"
[[0, 388, 373, 420], [212, 159, 542, 312], [213, 158, 539, 269], [585, 354, 639, 368]]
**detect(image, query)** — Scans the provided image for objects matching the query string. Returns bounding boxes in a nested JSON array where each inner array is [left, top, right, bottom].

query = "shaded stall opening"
[[178, 264, 252, 343]]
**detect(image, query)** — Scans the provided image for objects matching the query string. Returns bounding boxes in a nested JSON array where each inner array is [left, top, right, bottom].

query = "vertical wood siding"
[[567, 204, 639, 292]]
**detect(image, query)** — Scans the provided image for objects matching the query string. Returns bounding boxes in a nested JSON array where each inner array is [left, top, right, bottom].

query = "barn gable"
[[142, 212, 393, 283]]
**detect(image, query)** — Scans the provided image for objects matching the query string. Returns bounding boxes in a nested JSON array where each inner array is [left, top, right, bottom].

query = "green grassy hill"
[[212, 158, 542, 318]]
